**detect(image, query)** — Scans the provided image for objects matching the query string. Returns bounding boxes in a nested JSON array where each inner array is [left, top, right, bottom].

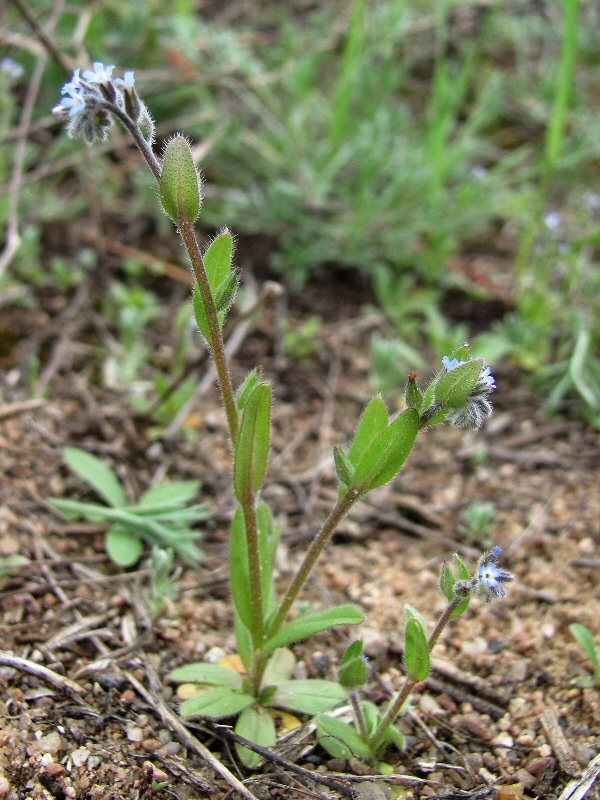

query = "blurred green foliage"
[[2, 0, 600, 421]]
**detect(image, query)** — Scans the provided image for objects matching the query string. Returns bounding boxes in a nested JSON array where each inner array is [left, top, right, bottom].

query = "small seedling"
[[50, 447, 208, 567], [569, 623, 600, 688], [458, 501, 496, 545]]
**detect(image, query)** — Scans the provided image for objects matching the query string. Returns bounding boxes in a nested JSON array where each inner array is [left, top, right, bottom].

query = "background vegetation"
[[2, 0, 600, 424]]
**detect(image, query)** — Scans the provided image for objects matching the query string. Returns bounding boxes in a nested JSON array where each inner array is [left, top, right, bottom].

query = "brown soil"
[[0, 268, 599, 800]]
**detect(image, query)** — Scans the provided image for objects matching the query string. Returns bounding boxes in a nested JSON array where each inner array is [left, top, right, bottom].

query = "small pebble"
[[0, 774, 10, 798], [126, 725, 143, 743], [141, 738, 162, 752], [71, 746, 90, 767], [45, 762, 66, 778], [35, 731, 64, 754]]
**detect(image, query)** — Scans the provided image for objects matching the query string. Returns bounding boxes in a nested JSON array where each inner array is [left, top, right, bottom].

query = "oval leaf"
[[263, 605, 363, 654], [353, 409, 419, 492], [234, 383, 271, 501], [204, 230, 234, 294], [316, 715, 372, 759], [180, 687, 255, 720], [405, 617, 430, 682], [63, 447, 126, 507], [105, 527, 143, 567], [169, 662, 243, 689], [235, 706, 276, 769], [269, 680, 347, 714], [348, 396, 389, 466]]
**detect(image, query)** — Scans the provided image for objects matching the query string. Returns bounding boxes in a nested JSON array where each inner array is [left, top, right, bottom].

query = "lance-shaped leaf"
[[159, 135, 201, 224], [236, 368, 263, 411], [234, 383, 271, 502], [204, 230, 234, 294], [257, 503, 280, 613], [316, 715, 373, 759], [169, 662, 243, 689], [353, 408, 419, 492], [193, 281, 222, 343], [230, 506, 253, 629], [435, 360, 482, 408], [348, 396, 389, 466], [262, 605, 363, 654], [235, 706, 276, 769], [405, 617, 430, 682], [269, 680, 347, 714], [63, 447, 126, 507], [180, 687, 255, 720]]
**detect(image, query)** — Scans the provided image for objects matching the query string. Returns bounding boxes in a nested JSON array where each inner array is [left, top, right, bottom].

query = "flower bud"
[[159, 135, 202, 224]]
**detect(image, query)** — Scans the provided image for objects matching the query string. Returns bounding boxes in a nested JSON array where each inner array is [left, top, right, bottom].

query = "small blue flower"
[[82, 61, 115, 85], [479, 366, 495, 391], [442, 356, 466, 372], [115, 70, 135, 90], [476, 547, 514, 603]]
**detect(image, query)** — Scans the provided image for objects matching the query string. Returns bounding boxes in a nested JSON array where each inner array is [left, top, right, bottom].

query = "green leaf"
[[569, 624, 599, 668], [204, 230, 234, 294], [159, 134, 201, 224], [235, 706, 276, 769], [260, 647, 296, 686], [333, 445, 355, 492], [340, 640, 364, 666], [262, 605, 363, 654], [348, 396, 389, 466], [338, 655, 367, 690], [236, 368, 264, 411], [257, 503, 279, 613], [385, 724, 405, 751], [105, 527, 143, 566], [316, 715, 372, 759], [193, 281, 217, 343], [435, 360, 482, 408], [439, 562, 455, 601], [138, 480, 200, 508], [234, 383, 271, 502], [180, 687, 255, 720], [353, 409, 419, 492], [234, 610, 253, 672], [63, 447, 126, 507], [229, 506, 253, 629], [169, 662, 243, 689], [269, 680, 347, 714], [405, 617, 430, 682]]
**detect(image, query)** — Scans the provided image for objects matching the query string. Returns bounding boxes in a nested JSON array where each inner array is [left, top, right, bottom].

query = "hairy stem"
[[369, 595, 462, 754], [267, 488, 361, 638]]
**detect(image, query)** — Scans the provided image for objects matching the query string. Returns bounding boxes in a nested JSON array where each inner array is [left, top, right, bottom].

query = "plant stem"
[[111, 105, 162, 181], [178, 220, 239, 442], [350, 690, 369, 743], [267, 488, 361, 638], [368, 595, 462, 754]]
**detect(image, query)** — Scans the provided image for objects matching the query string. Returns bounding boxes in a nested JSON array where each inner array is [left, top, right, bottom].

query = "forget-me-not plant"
[[54, 63, 514, 767]]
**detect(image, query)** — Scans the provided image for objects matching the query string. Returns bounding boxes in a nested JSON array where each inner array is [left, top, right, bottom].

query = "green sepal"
[[435, 360, 482, 408], [169, 662, 243, 689], [333, 445, 355, 493], [62, 447, 126, 507], [348, 396, 389, 466], [262, 604, 363, 654], [353, 408, 419, 492], [316, 715, 373, 759], [180, 687, 255, 720], [439, 562, 455, 601], [234, 706, 276, 769], [159, 134, 201, 224], [405, 374, 423, 410], [404, 617, 430, 682], [268, 680, 347, 714], [105, 527, 143, 566], [234, 383, 271, 501], [236, 368, 264, 411], [439, 555, 471, 617]]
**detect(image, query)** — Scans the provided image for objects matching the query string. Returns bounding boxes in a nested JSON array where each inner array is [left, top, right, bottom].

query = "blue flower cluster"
[[53, 62, 142, 144], [441, 354, 496, 430]]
